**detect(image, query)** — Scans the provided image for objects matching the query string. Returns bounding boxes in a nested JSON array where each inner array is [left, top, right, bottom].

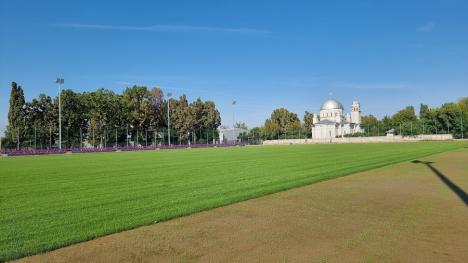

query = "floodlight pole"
[[167, 92, 172, 145], [461, 117, 464, 139], [115, 128, 118, 148], [232, 100, 236, 128], [80, 128, 82, 148], [56, 78, 64, 150], [49, 126, 52, 148]]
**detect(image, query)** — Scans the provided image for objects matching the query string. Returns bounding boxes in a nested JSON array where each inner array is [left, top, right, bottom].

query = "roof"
[[315, 119, 339, 125], [321, 99, 344, 110], [314, 119, 352, 125]]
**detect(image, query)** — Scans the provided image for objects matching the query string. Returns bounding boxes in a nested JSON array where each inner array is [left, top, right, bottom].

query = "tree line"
[[240, 98, 468, 142], [358, 99, 467, 137], [3, 82, 221, 148]]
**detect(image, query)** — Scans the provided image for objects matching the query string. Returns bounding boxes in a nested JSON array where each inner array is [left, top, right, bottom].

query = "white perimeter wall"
[[263, 134, 454, 145]]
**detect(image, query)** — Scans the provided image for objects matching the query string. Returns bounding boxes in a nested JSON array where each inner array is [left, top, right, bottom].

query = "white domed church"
[[311, 99, 363, 139]]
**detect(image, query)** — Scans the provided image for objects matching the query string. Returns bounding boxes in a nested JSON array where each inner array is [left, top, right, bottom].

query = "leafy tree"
[[190, 98, 205, 139], [419, 104, 430, 120], [171, 95, 194, 142], [5, 82, 25, 148], [60, 89, 88, 147], [302, 111, 314, 137], [202, 100, 221, 130], [122, 86, 151, 128], [361, 115, 380, 136], [262, 119, 280, 140], [391, 106, 418, 135], [27, 94, 56, 148], [270, 108, 301, 134], [149, 87, 165, 129], [380, 116, 393, 134], [7, 82, 25, 129], [84, 88, 123, 147], [244, 127, 262, 144]]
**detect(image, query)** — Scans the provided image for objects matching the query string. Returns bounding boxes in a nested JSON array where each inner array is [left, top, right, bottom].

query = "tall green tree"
[[392, 106, 419, 135], [122, 86, 152, 129], [171, 95, 194, 141], [6, 82, 25, 147], [149, 87, 165, 129], [31, 94, 57, 147], [8, 81, 25, 126], [269, 108, 301, 134], [303, 111, 314, 137], [361, 115, 380, 136], [60, 89, 88, 147]]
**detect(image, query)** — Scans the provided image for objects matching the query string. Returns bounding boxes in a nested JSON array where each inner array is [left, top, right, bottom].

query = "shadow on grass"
[[412, 160, 468, 207]]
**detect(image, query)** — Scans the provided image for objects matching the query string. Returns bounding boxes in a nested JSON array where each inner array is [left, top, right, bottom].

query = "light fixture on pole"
[[55, 78, 64, 149], [167, 92, 172, 145]]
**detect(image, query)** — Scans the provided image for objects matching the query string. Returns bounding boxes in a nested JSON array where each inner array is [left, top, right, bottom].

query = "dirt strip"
[[16, 149, 468, 263]]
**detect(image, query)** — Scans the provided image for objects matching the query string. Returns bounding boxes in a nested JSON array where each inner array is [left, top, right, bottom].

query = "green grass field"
[[1, 142, 467, 261]]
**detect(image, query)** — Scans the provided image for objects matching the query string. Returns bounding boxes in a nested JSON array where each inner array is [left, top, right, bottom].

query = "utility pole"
[[232, 100, 236, 128], [167, 92, 172, 145], [115, 128, 118, 148], [461, 117, 464, 139], [55, 78, 64, 149], [34, 126, 37, 149]]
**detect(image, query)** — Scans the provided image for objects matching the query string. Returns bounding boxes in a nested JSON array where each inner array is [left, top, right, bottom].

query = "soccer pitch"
[[1, 142, 466, 261]]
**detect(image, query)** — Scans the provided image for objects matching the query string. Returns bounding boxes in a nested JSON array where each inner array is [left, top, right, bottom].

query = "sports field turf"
[[0, 142, 466, 261]]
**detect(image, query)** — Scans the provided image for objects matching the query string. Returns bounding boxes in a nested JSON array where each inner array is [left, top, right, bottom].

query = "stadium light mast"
[[55, 78, 64, 149], [232, 100, 236, 128], [461, 117, 464, 139], [167, 92, 172, 145]]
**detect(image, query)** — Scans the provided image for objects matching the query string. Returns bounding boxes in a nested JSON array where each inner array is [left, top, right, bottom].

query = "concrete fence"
[[263, 134, 454, 145]]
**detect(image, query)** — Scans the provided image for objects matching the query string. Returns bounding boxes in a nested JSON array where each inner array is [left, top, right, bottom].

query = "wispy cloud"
[[55, 23, 270, 34], [417, 22, 435, 32], [330, 82, 411, 90]]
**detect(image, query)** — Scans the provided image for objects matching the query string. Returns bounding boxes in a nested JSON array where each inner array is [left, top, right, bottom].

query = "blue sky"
[[1, 0, 467, 134]]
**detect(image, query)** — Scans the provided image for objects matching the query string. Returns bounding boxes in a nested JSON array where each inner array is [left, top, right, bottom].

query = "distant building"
[[311, 99, 363, 139], [386, 128, 395, 137], [218, 127, 248, 143]]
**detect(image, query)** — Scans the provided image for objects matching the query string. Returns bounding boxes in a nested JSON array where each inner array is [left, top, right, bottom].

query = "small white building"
[[311, 99, 362, 139], [218, 127, 248, 143]]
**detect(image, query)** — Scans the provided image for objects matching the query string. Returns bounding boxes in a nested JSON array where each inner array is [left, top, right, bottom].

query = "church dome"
[[321, 99, 344, 110]]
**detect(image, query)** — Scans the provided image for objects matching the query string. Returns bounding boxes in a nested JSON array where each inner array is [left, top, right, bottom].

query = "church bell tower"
[[351, 101, 361, 124]]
